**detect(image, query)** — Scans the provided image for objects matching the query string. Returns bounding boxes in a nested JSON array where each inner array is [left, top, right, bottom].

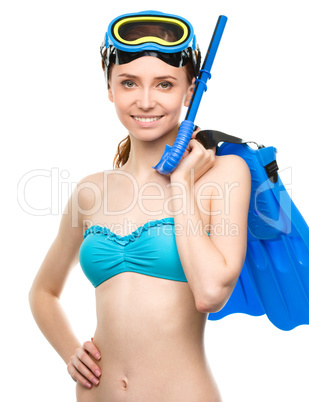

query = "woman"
[[29, 11, 251, 401]]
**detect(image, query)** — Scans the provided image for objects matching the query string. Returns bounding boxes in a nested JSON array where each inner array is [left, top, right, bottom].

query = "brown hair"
[[113, 135, 131, 169], [106, 23, 196, 169]]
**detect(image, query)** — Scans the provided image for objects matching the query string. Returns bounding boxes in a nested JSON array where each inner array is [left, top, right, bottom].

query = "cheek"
[[111, 92, 127, 114], [166, 92, 188, 116], [112, 98, 134, 127], [114, 102, 128, 121]]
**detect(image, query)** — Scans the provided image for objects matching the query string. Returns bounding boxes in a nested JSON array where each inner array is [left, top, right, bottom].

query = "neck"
[[119, 125, 179, 181]]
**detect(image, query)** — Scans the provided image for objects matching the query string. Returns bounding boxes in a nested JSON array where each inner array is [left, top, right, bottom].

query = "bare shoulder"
[[195, 154, 251, 217], [215, 153, 250, 173], [73, 170, 107, 208], [195, 154, 251, 203], [78, 170, 106, 188], [208, 154, 251, 184], [64, 171, 107, 226]]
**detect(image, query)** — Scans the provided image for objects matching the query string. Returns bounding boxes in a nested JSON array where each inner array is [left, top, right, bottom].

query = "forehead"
[[110, 56, 187, 80]]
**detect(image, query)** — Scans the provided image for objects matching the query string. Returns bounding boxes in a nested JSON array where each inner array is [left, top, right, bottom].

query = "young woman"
[[29, 11, 251, 401]]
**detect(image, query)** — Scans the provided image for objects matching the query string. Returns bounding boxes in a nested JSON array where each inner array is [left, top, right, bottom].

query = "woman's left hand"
[[171, 128, 216, 183]]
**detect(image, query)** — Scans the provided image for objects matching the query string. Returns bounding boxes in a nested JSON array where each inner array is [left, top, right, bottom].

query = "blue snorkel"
[[153, 15, 228, 175]]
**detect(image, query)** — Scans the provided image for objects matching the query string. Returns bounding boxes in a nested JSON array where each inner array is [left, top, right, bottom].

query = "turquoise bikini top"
[[79, 217, 188, 287]]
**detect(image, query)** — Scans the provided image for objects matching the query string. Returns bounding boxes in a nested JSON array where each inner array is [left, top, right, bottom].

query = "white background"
[[1, 0, 309, 401]]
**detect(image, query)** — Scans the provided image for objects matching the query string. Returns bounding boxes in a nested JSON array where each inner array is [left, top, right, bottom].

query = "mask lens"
[[113, 17, 189, 47]]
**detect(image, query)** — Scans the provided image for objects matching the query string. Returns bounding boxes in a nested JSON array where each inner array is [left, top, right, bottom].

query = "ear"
[[108, 87, 114, 103], [184, 77, 195, 107]]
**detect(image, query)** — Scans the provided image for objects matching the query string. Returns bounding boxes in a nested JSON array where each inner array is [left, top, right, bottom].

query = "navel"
[[121, 376, 128, 390]]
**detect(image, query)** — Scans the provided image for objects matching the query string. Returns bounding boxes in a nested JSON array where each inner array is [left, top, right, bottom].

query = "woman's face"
[[108, 56, 194, 142]]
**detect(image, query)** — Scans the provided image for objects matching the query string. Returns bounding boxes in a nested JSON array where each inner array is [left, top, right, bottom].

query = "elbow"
[[28, 283, 50, 314], [28, 284, 38, 313], [29, 284, 34, 305], [195, 286, 230, 314], [195, 265, 242, 314]]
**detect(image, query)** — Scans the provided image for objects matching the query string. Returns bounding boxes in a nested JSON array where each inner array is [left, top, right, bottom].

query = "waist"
[[93, 322, 206, 369], [78, 275, 220, 401], [76, 361, 220, 402], [93, 274, 207, 366], [93, 273, 205, 344], [85, 332, 218, 402]]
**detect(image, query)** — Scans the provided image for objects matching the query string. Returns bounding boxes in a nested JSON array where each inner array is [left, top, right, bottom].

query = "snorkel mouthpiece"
[[153, 15, 228, 175], [153, 121, 195, 174]]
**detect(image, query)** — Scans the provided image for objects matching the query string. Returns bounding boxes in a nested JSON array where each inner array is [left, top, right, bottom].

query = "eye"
[[158, 81, 173, 89], [121, 80, 136, 88]]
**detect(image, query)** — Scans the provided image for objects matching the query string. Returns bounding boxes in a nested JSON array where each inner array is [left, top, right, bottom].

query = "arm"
[[170, 137, 251, 313], [29, 175, 102, 388]]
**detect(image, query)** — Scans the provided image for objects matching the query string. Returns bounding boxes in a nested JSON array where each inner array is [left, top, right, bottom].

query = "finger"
[[193, 125, 200, 132], [76, 348, 102, 378], [83, 340, 101, 361], [192, 125, 201, 139], [182, 134, 214, 161], [194, 138, 216, 152], [67, 362, 93, 389], [180, 148, 190, 161], [188, 138, 204, 151], [189, 139, 216, 164], [70, 353, 101, 384]]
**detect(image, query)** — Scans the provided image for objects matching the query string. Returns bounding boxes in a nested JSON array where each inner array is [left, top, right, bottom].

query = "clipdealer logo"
[[17, 168, 75, 216], [16, 168, 242, 236]]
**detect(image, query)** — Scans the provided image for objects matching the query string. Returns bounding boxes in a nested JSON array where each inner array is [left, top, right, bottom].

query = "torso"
[[76, 166, 222, 401]]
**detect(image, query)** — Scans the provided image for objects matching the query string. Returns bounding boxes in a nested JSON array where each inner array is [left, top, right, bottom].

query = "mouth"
[[132, 115, 163, 123]]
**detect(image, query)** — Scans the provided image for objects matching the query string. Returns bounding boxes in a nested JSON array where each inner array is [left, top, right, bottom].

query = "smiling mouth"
[[132, 116, 162, 122]]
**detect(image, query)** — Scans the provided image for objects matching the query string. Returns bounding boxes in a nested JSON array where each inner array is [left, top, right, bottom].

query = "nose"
[[136, 88, 156, 110]]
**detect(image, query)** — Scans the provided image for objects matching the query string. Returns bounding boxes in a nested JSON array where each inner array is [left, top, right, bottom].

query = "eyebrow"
[[117, 73, 178, 80]]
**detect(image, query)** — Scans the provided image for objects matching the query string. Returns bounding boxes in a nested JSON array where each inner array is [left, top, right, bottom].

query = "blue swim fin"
[[196, 130, 309, 331]]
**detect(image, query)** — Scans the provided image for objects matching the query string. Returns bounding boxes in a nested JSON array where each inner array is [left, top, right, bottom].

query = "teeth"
[[133, 116, 161, 122]]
